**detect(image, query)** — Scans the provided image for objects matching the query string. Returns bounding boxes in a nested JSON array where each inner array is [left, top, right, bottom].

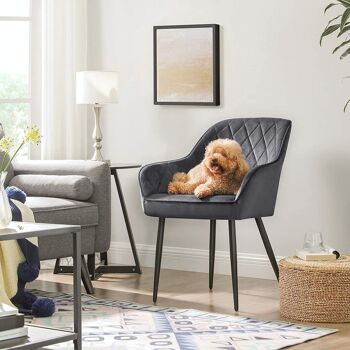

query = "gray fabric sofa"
[[11, 160, 111, 260], [0, 124, 111, 293]]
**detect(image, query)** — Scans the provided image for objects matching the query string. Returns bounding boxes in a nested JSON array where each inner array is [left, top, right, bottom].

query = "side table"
[[0, 222, 82, 350], [88, 163, 142, 280]]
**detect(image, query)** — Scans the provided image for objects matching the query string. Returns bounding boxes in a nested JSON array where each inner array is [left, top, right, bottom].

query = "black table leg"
[[113, 168, 141, 273], [72, 231, 82, 350], [93, 168, 142, 278], [100, 252, 108, 265]]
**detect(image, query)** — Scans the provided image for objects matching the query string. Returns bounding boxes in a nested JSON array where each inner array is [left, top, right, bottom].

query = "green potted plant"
[[321, 0, 350, 110]]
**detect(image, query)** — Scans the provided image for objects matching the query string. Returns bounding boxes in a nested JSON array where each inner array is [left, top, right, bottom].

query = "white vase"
[[0, 172, 12, 228]]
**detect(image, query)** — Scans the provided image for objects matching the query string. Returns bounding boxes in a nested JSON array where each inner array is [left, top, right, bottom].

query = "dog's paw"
[[168, 182, 178, 194], [194, 185, 211, 198]]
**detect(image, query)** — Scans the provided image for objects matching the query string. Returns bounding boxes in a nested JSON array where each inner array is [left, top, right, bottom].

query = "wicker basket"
[[279, 256, 350, 323]]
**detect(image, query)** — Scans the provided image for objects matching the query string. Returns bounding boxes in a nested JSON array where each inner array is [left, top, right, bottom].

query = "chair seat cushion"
[[143, 193, 239, 220], [25, 197, 98, 226]]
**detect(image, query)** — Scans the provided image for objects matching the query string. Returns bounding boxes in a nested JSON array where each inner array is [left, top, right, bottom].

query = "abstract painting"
[[154, 24, 220, 105]]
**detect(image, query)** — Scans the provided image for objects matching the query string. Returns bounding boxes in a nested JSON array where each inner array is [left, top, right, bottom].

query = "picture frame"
[[153, 24, 220, 106]]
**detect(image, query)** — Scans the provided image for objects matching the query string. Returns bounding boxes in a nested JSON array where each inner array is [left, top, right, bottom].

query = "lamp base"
[[91, 149, 104, 162], [91, 105, 105, 162]]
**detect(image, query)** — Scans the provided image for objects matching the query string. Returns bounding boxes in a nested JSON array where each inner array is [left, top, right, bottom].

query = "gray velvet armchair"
[[139, 117, 292, 311], [0, 123, 111, 294]]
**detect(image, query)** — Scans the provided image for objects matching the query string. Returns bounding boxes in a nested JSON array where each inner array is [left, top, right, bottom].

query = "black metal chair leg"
[[255, 217, 279, 281], [209, 220, 216, 290], [228, 220, 239, 311], [153, 217, 165, 303], [81, 256, 94, 294], [87, 254, 96, 280]]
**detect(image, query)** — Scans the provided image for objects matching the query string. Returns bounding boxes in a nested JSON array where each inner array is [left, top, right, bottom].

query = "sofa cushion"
[[10, 174, 93, 200], [25, 197, 98, 227], [0, 124, 14, 185]]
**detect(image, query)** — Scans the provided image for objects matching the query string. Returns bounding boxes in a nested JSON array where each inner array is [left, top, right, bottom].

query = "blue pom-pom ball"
[[32, 298, 55, 317], [18, 262, 39, 282], [22, 292, 37, 310], [6, 186, 26, 203]]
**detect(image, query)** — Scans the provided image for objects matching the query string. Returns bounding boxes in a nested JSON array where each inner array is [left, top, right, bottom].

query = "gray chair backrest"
[[191, 118, 291, 168], [0, 123, 15, 184]]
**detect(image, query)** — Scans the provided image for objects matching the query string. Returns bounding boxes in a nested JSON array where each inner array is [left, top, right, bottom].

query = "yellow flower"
[[0, 136, 14, 154], [23, 126, 42, 145]]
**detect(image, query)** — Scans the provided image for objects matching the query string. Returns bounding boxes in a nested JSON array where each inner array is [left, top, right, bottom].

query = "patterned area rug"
[[27, 290, 336, 350]]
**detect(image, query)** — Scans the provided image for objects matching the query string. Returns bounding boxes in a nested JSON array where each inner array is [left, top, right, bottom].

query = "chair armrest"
[[139, 157, 194, 197], [235, 156, 285, 218]]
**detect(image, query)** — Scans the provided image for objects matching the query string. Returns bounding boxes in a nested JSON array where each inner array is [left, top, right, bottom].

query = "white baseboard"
[[108, 242, 283, 280]]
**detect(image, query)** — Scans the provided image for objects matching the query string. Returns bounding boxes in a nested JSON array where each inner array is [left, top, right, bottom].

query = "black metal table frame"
[[0, 222, 82, 350], [89, 164, 142, 280], [53, 163, 142, 282]]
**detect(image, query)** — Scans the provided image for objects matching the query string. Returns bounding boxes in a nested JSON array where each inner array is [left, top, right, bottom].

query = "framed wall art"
[[153, 24, 220, 106]]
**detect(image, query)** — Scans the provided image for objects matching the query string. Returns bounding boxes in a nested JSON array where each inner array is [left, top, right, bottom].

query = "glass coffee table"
[[0, 222, 82, 350]]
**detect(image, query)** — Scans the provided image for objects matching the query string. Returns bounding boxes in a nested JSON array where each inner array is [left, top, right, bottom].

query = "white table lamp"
[[76, 71, 118, 161]]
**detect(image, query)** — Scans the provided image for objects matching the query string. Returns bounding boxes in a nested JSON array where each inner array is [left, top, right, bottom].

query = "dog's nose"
[[212, 158, 218, 164]]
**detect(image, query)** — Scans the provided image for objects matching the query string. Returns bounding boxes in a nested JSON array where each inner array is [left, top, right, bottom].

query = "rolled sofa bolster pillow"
[[9, 174, 94, 201]]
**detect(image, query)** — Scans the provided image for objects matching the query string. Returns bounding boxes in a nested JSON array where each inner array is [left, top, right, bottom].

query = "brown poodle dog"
[[168, 139, 250, 198]]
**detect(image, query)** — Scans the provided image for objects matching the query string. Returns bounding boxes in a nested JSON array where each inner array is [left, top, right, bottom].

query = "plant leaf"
[[325, 3, 338, 13], [320, 24, 341, 45], [328, 14, 342, 25], [340, 46, 350, 58], [333, 39, 350, 53], [338, 0, 350, 7], [344, 98, 350, 112], [338, 24, 350, 36], [341, 8, 350, 29]]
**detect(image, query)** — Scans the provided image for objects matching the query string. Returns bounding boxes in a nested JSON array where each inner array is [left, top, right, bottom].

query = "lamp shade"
[[76, 71, 118, 105]]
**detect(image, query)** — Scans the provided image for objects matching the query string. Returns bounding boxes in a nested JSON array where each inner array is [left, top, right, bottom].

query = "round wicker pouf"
[[279, 256, 350, 323]]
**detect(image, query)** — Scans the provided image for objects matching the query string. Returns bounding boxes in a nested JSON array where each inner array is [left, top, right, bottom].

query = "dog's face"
[[204, 139, 243, 176]]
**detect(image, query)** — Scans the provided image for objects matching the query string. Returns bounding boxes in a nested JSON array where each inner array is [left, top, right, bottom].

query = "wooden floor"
[[31, 267, 350, 349]]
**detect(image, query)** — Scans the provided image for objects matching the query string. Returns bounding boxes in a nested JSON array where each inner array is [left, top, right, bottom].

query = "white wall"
[[87, 0, 350, 278]]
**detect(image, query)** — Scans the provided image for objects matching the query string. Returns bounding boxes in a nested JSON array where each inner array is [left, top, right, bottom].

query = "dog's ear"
[[204, 140, 215, 158], [225, 140, 242, 159], [234, 155, 250, 181]]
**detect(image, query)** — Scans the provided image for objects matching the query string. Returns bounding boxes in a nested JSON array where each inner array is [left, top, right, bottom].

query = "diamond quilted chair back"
[[191, 118, 291, 168]]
